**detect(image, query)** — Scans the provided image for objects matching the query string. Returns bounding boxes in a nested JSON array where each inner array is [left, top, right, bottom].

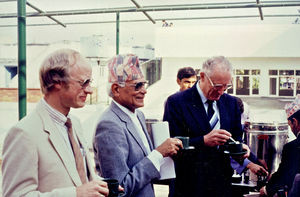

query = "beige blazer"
[[2, 101, 97, 197]]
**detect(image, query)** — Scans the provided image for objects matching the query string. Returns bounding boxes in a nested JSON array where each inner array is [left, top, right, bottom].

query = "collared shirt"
[[41, 98, 88, 177], [196, 81, 220, 129], [195, 82, 250, 174], [112, 100, 163, 171]]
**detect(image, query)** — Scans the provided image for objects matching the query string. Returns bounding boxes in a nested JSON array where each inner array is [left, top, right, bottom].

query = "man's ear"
[[111, 83, 120, 97], [176, 78, 181, 85], [53, 82, 63, 90], [293, 118, 300, 128], [199, 72, 205, 82]]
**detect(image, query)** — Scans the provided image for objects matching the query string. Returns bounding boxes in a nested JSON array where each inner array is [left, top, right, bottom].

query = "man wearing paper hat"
[[260, 94, 300, 196], [93, 54, 182, 197]]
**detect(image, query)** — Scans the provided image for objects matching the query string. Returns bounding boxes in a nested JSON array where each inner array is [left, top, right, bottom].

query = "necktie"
[[206, 100, 219, 129], [65, 118, 87, 184], [206, 100, 214, 121]]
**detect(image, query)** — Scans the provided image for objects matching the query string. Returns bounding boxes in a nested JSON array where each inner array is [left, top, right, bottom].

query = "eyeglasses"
[[125, 81, 148, 91], [204, 72, 232, 90], [70, 78, 93, 89]]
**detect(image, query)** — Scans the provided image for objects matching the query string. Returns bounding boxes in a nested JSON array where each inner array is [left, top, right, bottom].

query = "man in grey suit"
[[2, 49, 109, 197], [93, 54, 182, 197]]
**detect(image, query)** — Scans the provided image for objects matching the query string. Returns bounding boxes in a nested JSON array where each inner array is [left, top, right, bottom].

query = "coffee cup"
[[226, 142, 243, 153], [175, 136, 189, 149], [103, 178, 122, 197]]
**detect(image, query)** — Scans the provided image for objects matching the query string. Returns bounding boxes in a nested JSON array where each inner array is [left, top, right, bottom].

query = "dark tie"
[[206, 100, 214, 121], [65, 118, 87, 184]]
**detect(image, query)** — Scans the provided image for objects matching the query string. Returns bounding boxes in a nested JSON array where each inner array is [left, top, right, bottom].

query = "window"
[[236, 69, 249, 75], [279, 70, 294, 76], [269, 70, 278, 75]]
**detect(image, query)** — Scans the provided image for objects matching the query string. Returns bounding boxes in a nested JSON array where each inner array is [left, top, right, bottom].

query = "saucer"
[[224, 150, 247, 156], [118, 192, 126, 197], [183, 146, 195, 150]]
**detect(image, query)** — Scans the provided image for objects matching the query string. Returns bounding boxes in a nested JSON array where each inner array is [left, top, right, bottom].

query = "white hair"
[[202, 56, 233, 76]]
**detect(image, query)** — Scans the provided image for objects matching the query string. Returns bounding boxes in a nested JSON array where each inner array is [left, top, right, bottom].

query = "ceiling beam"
[[130, 0, 155, 24], [26, 1, 66, 27], [1, 14, 300, 27], [1, 2, 300, 18], [256, 0, 264, 20]]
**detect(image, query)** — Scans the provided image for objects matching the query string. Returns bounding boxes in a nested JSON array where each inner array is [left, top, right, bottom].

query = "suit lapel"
[[217, 98, 227, 130], [187, 86, 212, 133], [36, 102, 82, 186], [111, 102, 150, 156]]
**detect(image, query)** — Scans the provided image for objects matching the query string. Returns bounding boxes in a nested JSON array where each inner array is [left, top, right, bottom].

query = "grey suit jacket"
[[2, 101, 97, 197], [93, 101, 160, 197]]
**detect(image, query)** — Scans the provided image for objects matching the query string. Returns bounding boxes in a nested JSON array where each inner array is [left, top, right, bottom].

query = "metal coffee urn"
[[246, 122, 289, 174]]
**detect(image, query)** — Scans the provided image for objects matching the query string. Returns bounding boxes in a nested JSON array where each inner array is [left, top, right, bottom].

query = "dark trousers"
[[171, 148, 233, 197]]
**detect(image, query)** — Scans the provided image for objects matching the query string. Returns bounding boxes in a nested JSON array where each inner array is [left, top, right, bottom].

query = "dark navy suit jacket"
[[163, 83, 243, 197], [266, 135, 300, 196]]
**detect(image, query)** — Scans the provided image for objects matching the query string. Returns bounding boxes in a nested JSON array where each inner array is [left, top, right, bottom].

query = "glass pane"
[[236, 69, 250, 75], [252, 77, 259, 95], [279, 76, 294, 96], [252, 70, 260, 75], [296, 70, 300, 76], [297, 78, 300, 94], [279, 70, 294, 76], [269, 70, 278, 75], [236, 76, 249, 95], [270, 78, 276, 95]]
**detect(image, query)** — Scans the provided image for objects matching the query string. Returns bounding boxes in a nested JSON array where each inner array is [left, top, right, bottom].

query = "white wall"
[[155, 25, 300, 58]]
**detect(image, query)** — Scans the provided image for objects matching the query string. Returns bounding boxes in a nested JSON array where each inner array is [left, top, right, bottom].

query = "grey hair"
[[39, 49, 83, 94], [202, 56, 233, 76]]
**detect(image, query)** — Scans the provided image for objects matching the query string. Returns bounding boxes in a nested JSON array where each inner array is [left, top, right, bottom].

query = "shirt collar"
[[41, 98, 68, 126], [112, 99, 137, 119], [196, 81, 210, 105]]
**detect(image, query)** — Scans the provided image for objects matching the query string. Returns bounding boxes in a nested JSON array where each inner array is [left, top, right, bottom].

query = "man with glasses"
[[163, 56, 266, 197], [93, 54, 182, 197], [2, 49, 109, 197]]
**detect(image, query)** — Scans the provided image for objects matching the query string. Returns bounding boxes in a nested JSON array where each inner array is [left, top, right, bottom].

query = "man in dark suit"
[[260, 94, 300, 197], [163, 56, 266, 197], [93, 54, 182, 197]]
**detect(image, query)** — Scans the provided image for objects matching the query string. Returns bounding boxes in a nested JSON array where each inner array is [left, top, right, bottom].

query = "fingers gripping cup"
[[103, 178, 124, 197], [174, 136, 190, 149]]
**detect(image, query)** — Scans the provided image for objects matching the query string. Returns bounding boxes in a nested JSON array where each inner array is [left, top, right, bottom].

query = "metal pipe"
[[18, 0, 26, 120], [26, 1, 66, 27], [131, 0, 155, 24], [1, 14, 300, 27], [116, 12, 119, 55], [1, 2, 300, 18], [257, 0, 264, 20]]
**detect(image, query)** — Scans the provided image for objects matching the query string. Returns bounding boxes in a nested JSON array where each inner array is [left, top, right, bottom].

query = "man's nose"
[[84, 86, 93, 94], [140, 86, 147, 94]]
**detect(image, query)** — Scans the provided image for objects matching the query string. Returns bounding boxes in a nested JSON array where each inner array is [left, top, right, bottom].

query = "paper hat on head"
[[285, 94, 300, 118], [107, 54, 144, 83]]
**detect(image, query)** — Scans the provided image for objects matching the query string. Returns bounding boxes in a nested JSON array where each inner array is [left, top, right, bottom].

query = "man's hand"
[[203, 129, 231, 147], [259, 186, 267, 196], [156, 138, 182, 157], [242, 143, 250, 158], [76, 180, 109, 197], [247, 162, 269, 177]]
